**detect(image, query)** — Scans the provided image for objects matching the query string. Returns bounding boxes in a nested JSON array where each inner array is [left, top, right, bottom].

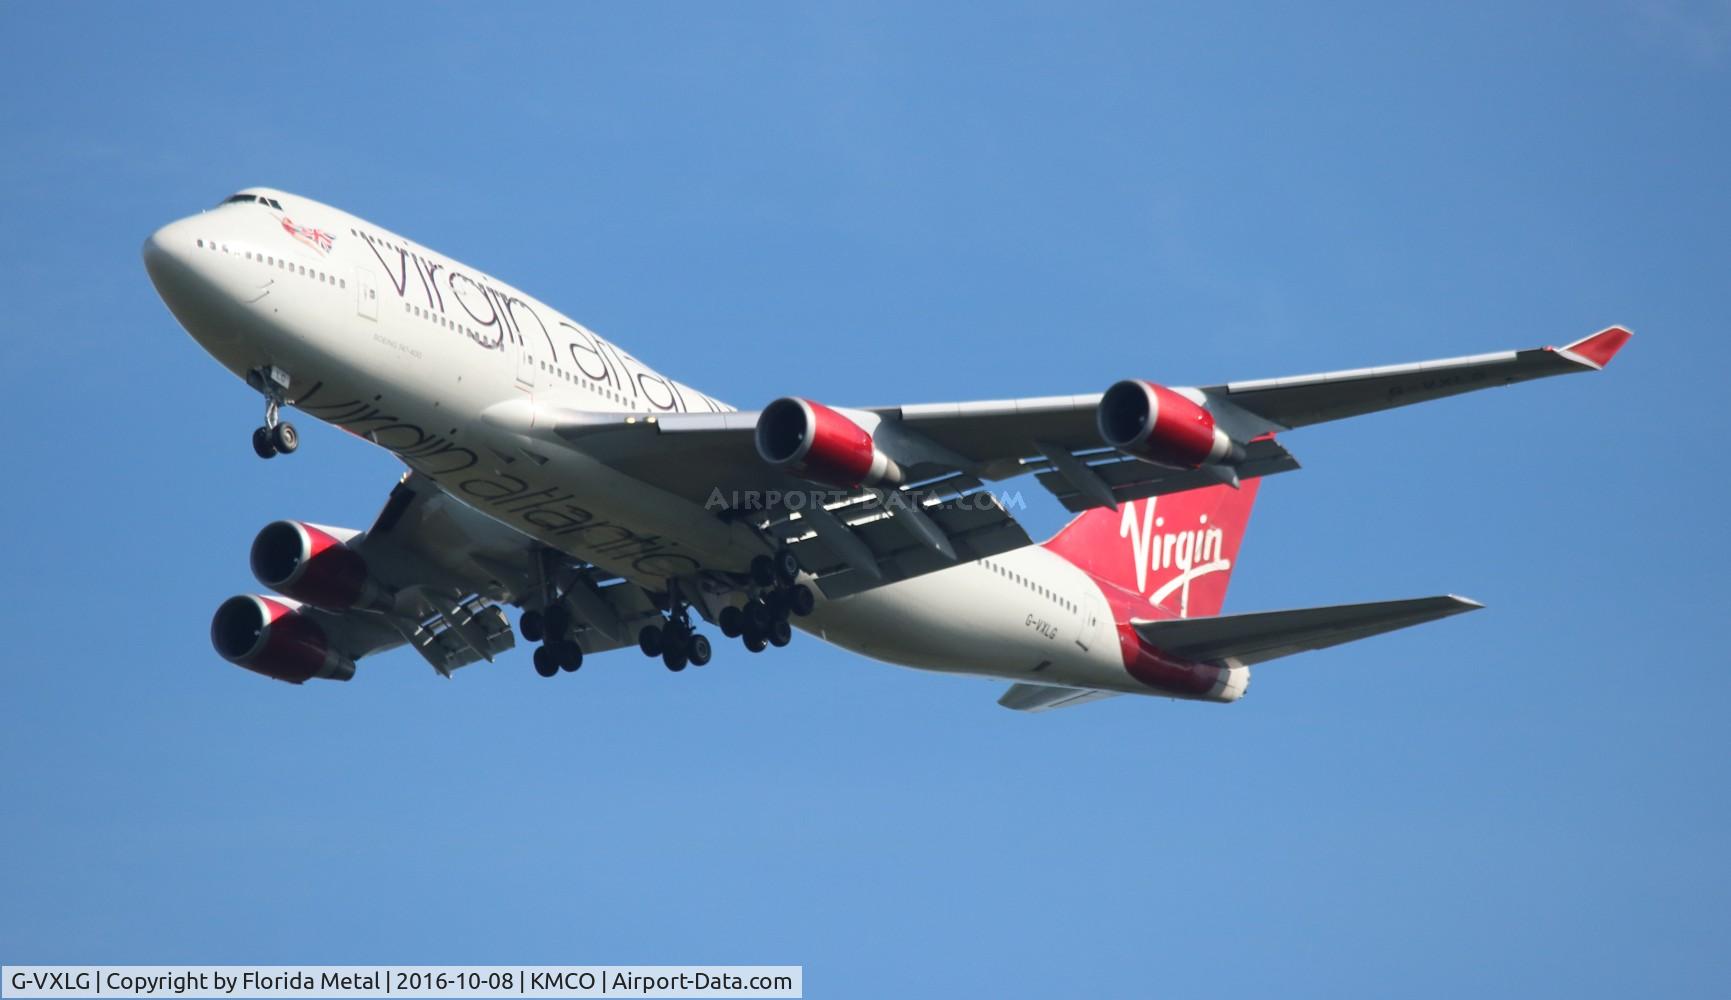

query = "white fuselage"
[[143, 188, 1207, 699]]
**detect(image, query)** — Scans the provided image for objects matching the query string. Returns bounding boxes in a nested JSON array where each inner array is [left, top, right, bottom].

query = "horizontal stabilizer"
[[1130, 595, 1483, 666], [998, 683, 1121, 712]]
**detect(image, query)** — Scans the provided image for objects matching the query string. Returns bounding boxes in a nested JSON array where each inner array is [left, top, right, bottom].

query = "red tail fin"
[[1043, 480, 1263, 619]]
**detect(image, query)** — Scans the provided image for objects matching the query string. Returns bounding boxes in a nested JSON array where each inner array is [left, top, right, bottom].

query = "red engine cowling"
[[210, 594, 356, 683], [755, 397, 904, 489], [1097, 380, 1243, 469], [250, 520, 390, 611]]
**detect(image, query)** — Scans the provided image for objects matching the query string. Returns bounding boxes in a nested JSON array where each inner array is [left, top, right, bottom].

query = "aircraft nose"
[[142, 217, 197, 284], [142, 215, 242, 347]]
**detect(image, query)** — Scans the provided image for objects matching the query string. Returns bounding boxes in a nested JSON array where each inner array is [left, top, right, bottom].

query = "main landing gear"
[[716, 552, 814, 655], [636, 581, 714, 673], [520, 605, 583, 678], [519, 549, 811, 679], [248, 368, 299, 460]]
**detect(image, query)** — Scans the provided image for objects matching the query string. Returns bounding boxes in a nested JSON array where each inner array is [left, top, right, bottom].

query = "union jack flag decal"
[[280, 216, 335, 253]]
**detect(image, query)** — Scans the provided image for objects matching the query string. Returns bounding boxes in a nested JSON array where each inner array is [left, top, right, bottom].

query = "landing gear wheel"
[[533, 645, 559, 677], [663, 647, 688, 672], [687, 634, 712, 667], [744, 600, 774, 633], [251, 427, 277, 459], [750, 555, 777, 588], [787, 584, 816, 617], [270, 422, 299, 455], [542, 605, 571, 641], [773, 548, 801, 586], [743, 632, 768, 654], [519, 610, 545, 643], [764, 590, 790, 622], [768, 619, 793, 647], [718, 606, 744, 638], [557, 640, 583, 672], [638, 625, 664, 658]]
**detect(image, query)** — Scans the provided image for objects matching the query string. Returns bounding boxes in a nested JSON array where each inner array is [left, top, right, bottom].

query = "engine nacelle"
[[755, 397, 904, 489], [250, 520, 391, 611], [1097, 380, 1244, 469], [210, 594, 356, 683]]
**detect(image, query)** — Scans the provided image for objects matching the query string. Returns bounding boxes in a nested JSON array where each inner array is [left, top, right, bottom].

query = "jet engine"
[[249, 520, 391, 611], [755, 397, 904, 489], [1097, 380, 1244, 469], [210, 594, 356, 683]]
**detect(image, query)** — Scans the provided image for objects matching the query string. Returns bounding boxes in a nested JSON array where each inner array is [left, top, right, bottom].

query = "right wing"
[[287, 474, 663, 676], [1130, 595, 1484, 667]]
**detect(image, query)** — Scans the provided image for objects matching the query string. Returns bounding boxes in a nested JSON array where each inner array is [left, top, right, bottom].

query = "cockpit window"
[[219, 193, 284, 209]]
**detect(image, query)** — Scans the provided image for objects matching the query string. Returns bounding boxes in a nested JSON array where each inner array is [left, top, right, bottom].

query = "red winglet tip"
[[1563, 326, 1632, 369]]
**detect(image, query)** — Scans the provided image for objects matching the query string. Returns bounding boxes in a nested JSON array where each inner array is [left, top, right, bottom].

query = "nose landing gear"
[[247, 368, 298, 459]]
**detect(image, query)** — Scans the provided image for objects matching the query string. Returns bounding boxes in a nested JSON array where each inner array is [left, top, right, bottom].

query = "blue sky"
[[2, 3, 1728, 996]]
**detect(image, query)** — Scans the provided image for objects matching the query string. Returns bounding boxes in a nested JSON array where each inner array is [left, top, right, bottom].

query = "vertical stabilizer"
[[1043, 479, 1263, 619]]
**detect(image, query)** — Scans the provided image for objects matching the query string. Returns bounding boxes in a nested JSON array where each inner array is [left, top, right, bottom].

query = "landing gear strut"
[[248, 368, 298, 459]]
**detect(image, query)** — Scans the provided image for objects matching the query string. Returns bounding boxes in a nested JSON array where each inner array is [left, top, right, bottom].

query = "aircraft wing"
[[480, 326, 1625, 597], [865, 326, 1630, 472], [1130, 595, 1484, 667], [1194, 326, 1632, 435], [283, 474, 659, 676], [489, 407, 1044, 600]]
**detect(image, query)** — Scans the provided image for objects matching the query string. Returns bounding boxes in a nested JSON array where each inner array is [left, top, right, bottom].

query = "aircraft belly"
[[802, 555, 1125, 690], [235, 288, 757, 591]]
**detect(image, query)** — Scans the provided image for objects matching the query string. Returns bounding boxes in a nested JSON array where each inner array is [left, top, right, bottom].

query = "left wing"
[[475, 326, 1626, 596]]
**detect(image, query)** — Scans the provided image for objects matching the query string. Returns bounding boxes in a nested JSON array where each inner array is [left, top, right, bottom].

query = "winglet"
[[1557, 326, 1632, 370]]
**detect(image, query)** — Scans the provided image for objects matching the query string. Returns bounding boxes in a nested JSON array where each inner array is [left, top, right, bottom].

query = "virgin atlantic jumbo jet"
[[142, 188, 1629, 711]]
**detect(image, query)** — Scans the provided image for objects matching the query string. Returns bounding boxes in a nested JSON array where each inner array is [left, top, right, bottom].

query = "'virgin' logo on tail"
[[1120, 498, 1230, 617]]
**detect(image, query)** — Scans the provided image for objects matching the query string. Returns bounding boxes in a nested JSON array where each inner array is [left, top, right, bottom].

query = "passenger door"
[[355, 267, 378, 320], [515, 329, 536, 396]]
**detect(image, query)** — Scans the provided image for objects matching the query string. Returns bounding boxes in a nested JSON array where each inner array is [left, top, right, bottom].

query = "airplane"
[[141, 187, 1630, 711]]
